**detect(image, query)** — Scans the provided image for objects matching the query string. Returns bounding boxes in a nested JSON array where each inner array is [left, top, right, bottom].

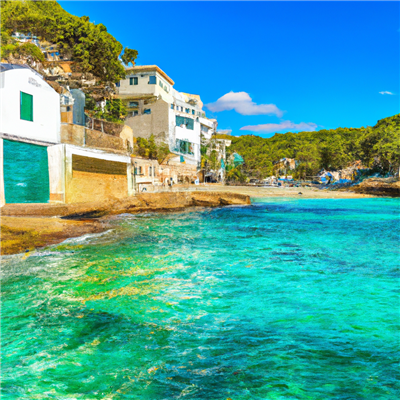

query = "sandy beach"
[[187, 184, 374, 199]]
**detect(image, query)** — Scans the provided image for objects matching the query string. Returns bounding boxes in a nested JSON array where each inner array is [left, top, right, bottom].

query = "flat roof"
[[125, 65, 174, 86], [0, 63, 44, 79]]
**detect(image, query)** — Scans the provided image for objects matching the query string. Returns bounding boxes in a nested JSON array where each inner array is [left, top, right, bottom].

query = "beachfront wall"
[[0, 65, 61, 144], [2, 139, 50, 204], [48, 145, 134, 204]]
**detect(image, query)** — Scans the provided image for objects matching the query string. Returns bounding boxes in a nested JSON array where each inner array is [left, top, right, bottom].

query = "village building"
[[0, 62, 217, 207], [0, 63, 157, 206], [273, 157, 297, 176], [0, 63, 61, 205], [116, 65, 218, 169]]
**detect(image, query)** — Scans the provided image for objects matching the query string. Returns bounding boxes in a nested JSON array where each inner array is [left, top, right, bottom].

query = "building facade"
[[117, 65, 218, 167], [0, 63, 153, 206], [0, 64, 61, 144], [0, 64, 62, 205]]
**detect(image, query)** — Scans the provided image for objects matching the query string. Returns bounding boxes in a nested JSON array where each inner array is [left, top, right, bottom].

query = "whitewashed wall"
[[0, 68, 60, 143]]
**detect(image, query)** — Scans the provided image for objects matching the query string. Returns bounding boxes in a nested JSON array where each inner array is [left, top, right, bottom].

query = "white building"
[[0, 63, 62, 206], [117, 65, 218, 166], [117, 65, 174, 104], [0, 63, 61, 144]]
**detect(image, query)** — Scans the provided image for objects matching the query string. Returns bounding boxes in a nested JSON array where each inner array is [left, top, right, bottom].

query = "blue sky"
[[60, 1, 399, 137]]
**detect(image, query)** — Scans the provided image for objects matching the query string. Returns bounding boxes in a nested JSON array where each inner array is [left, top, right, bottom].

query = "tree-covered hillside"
[[1, 0, 137, 82], [223, 114, 400, 179]]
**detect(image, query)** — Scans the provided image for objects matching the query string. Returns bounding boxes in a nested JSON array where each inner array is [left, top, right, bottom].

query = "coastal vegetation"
[[222, 114, 400, 180], [135, 135, 170, 163], [1, 0, 137, 82], [85, 98, 127, 124]]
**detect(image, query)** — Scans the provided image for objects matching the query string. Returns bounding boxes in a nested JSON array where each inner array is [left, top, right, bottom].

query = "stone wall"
[[85, 130, 125, 152], [60, 124, 85, 146], [60, 123, 129, 152], [86, 117, 124, 137], [66, 170, 128, 204], [125, 99, 169, 143]]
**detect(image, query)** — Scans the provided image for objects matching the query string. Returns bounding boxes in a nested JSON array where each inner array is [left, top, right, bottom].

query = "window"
[[149, 166, 152, 176], [20, 92, 33, 121], [176, 116, 194, 130], [192, 109, 195, 115], [171, 104, 175, 110], [159, 80, 163, 88], [129, 101, 138, 107], [139, 166, 142, 175], [129, 77, 138, 85], [185, 108, 190, 114], [175, 139, 194, 155], [201, 125, 209, 133], [144, 108, 151, 115], [148, 75, 156, 84], [115, 82, 120, 87]]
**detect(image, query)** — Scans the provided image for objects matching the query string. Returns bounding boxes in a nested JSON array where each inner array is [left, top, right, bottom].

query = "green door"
[[3, 139, 50, 203]]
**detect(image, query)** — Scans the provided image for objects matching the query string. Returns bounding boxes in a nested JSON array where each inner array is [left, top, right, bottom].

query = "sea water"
[[2, 198, 399, 399]]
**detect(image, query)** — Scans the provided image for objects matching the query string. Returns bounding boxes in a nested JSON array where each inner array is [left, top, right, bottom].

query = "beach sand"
[[187, 184, 374, 199]]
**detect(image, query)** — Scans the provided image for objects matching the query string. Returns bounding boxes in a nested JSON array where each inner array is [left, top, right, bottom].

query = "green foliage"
[[15, 42, 45, 62], [1, 31, 17, 59], [200, 139, 220, 171], [88, 99, 127, 123], [228, 114, 400, 179], [1, 0, 138, 82], [226, 166, 247, 183], [121, 47, 138, 67], [84, 95, 96, 111], [135, 135, 170, 163]]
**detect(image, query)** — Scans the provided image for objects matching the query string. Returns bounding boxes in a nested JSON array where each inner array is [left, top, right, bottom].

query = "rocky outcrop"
[[352, 178, 400, 197], [0, 191, 251, 255], [1, 217, 108, 256], [1, 192, 251, 219]]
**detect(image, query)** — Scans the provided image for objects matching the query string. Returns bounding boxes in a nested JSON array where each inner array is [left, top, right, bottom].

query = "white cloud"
[[217, 129, 232, 135], [206, 91, 283, 117], [379, 91, 395, 95], [240, 120, 318, 134]]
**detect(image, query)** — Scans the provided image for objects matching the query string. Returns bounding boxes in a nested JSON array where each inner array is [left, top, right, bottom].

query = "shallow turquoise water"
[[2, 198, 400, 399]]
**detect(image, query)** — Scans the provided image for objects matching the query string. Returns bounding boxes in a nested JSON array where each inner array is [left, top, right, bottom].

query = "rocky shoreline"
[[350, 178, 400, 197], [1, 191, 250, 255]]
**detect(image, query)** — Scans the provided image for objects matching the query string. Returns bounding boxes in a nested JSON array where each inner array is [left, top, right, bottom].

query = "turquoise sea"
[[2, 198, 400, 399]]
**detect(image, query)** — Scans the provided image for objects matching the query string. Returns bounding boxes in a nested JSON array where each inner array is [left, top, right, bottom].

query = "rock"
[[352, 178, 400, 197], [0, 192, 251, 219]]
